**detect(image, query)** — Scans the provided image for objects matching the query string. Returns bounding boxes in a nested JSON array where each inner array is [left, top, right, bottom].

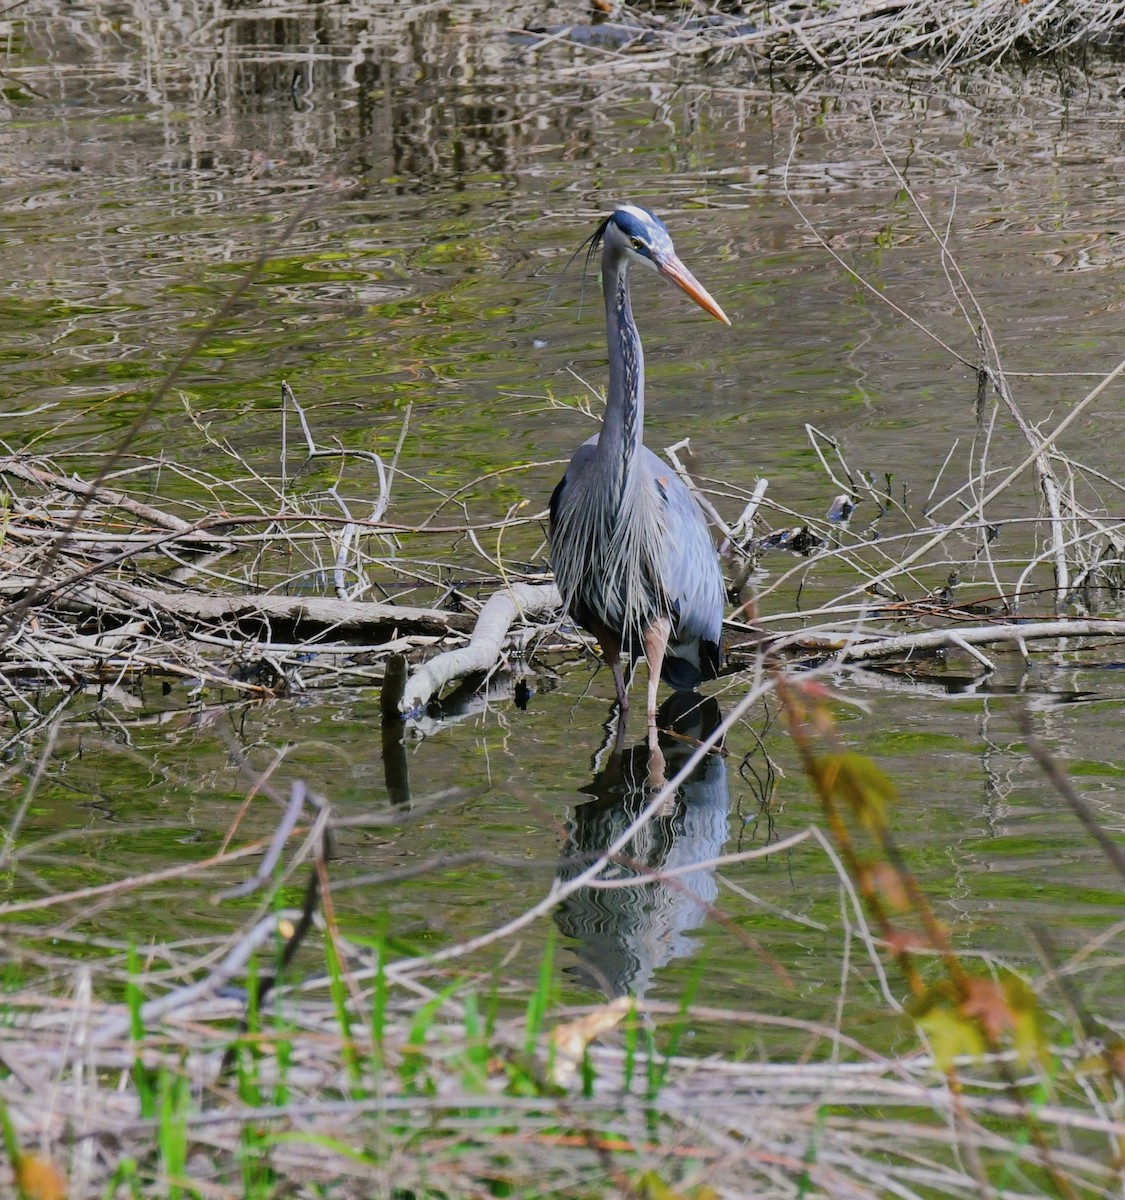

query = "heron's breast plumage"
[[550, 441, 721, 666], [551, 440, 664, 649]]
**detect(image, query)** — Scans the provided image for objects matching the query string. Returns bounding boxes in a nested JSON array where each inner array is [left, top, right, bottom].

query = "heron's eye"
[[630, 236, 645, 252]]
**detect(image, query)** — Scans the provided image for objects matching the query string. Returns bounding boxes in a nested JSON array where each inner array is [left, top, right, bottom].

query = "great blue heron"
[[549, 206, 731, 721]]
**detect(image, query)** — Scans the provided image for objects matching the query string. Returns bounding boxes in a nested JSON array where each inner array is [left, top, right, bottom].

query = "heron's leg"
[[643, 694, 670, 811], [600, 640, 630, 713], [646, 730, 667, 788], [643, 617, 671, 726]]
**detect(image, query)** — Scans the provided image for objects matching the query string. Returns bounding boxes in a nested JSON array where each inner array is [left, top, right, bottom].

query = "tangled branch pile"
[[535, 0, 1125, 70], [3, 337, 1125, 721]]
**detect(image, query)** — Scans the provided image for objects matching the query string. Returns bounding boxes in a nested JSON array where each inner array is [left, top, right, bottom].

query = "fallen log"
[[400, 582, 562, 717], [98, 583, 477, 640], [0, 565, 480, 652]]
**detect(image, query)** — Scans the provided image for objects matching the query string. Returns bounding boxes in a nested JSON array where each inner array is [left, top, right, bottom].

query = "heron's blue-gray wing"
[[644, 449, 724, 687]]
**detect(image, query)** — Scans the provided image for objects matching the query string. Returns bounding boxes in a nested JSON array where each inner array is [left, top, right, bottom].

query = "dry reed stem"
[[0, 854, 1117, 1198]]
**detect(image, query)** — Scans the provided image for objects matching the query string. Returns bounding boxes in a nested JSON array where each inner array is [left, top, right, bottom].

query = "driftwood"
[[0, 573, 475, 642], [400, 582, 561, 717], [770, 618, 1125, 665], [113, 585, 477, 640], [399, 596, 1125, 720]]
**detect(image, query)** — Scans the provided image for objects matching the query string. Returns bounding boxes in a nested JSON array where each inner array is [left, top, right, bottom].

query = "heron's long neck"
[[598, 250, 645, 489]]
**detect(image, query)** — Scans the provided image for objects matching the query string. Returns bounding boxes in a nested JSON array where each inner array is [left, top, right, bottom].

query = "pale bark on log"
[[400, 582, 562, 717], [770, 618, 1125, 663], [99, 583, 476, 638], [0, 565, 530, 646]]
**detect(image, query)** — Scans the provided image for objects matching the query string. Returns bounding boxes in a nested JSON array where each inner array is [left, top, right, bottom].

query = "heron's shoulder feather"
[[549, 438, 600, 529]]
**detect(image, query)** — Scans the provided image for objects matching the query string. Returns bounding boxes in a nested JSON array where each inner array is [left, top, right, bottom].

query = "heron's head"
[[593, 205, 731, 326]]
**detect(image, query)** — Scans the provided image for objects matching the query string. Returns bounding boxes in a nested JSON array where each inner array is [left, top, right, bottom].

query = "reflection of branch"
[[380, 654, 412, 806], [1018, 709, 1125, 884]]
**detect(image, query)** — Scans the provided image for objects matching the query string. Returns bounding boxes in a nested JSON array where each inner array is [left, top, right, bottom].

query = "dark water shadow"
[[553, 692, 729, 999]]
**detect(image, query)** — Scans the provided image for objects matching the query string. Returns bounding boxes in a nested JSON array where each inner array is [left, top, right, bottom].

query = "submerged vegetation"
[[1, 2, 1124, 1198]]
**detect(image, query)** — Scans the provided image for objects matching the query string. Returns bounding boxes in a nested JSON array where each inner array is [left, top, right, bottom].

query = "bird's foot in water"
[[645, 725, 670, 799]]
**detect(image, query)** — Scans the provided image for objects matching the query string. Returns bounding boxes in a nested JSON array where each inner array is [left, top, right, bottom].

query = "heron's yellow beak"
[[658, 253, 731, 326]]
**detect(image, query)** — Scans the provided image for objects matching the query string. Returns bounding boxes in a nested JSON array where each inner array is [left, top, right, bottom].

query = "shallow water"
[[1, 3, 1123, 1038]]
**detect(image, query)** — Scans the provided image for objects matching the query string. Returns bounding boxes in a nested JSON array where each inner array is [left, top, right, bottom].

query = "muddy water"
[[1, 4, 1123, 1035]]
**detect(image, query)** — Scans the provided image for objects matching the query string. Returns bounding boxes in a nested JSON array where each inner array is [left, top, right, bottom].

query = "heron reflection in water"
[[550, 206, 730, 724], [553, 692, 729, 999]]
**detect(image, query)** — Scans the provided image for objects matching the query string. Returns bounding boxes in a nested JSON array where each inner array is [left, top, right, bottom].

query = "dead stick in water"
[[0, 458, 220, 541]]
